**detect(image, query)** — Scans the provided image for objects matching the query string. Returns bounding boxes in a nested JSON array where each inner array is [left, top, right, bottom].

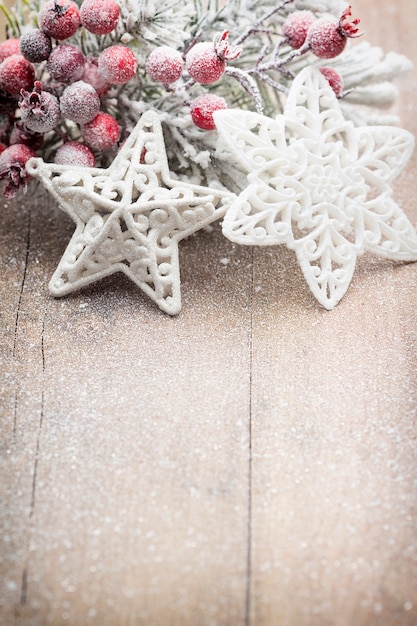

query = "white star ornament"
[[214, 67, 417, 309], [26, 111, 235, 314]]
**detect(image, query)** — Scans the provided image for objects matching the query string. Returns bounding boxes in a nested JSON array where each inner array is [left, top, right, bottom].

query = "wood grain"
[[1, 2, 417, 625]]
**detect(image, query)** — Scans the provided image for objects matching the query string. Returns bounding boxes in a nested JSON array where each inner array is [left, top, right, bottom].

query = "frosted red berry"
[[39, 0, 81, 40], [283, 11, 316, 49], [307, 5, 360, 59], [19, 81, 61, 133], [0, 54, 35, 95], [146, 46, 184, 84], [186, 42, 225, 84], [319, 67, 344, 97], [307, 18, 346, 58], [55, 141, 96, 166], [20, 29, 52, 63], [82, 112, 120, 150], [0, 38, 20, 62], [60, 80, 100, 124], [81, 58, 110, 96], [190, 93, 227, 130], [98, 45, 138, 85], [80, 0, 120, 35], [47, 44, 85, 83], [0, 143, 37, 198]]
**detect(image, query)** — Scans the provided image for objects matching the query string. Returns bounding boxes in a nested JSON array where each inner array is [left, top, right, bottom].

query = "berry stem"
[[225, 66, 264, 114]]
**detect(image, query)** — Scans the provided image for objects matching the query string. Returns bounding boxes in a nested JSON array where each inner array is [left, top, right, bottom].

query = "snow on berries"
[[0, 143, 37, 198], [186, 31, 241, 85], [307, 5, 361, 59], [60, 80, 100, 124], [146, 46, 184, 84], [39, 0, 81, 40], [82, 112, 120, 151], [47, 44, 85, 83], [190, 94, 227, 130], [97, 45, 138, 85], [20, 29, 52, 63], [80, 0, 120, 35], [55, 141, 96, 166], [283, 11, 316, 50], [19, 81, 61, 133], [186, 42, 225, 84], [0, 55, 35, 95], [319, 67, 344, 97]]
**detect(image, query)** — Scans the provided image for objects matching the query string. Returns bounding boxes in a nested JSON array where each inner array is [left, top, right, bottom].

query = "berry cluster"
[[0, 0, 362, 198], [145, 30, 240, 130], [283, 6, 361, 58], [0, 0, 135, 196]]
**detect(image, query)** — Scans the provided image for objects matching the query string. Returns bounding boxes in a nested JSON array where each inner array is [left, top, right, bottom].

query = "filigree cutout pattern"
[[214, 67, 417, 309], [27, 111, 235, 314]]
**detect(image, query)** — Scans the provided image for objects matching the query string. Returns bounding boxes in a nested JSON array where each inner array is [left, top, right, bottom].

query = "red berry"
[[307, 6, 360, 59], [319, 67, 344, 97], [0, 38, 20, 62], [190, 93, 227, 130], [146, 46, 183, 84], [81, 58, 110, 96], [97, 45, 138, 85], [47, 44, 85, 83], [283, 11, 316, 49], [55, 141, 96, 166], [0, 143, 37, 198], [19, 81, 61, 133], [82, 112, 120, 150], [307, 18, 347, 58], [186, 42, 225, 84], [60, 80, 100, 124], [80, 0, 120, 35], [39, 0, 81, 40], [20, 29, 52, 63], [0, 54, 35, 95]]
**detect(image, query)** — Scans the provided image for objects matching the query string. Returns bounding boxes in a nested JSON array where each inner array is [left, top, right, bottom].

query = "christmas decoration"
[[0, 0, 415, 311], [25, 110, 235, 314], [0, 0, 412, 185], [215, 68, 416, 309]]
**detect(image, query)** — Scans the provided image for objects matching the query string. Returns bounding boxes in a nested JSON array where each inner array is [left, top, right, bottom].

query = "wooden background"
[[1, 1, 417, 624]]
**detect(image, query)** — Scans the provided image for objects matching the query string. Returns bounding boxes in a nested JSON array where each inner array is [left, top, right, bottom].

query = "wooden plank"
[[0, 193, 50, 624], [1, 193, 253, 624], [248, 1, 417, 624]]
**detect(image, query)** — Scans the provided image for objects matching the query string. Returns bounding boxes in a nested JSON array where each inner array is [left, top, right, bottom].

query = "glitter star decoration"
[[214, 67, 417, 309], [26, 111, 234, 314]]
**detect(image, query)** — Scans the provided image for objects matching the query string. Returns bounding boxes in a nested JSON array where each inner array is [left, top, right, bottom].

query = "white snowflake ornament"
[[214, 67, 417, 309], [26, 111, 235, 314]]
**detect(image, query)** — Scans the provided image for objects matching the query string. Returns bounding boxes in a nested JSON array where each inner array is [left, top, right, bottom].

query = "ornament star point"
[[214, 67, 417, 309], [27, 110, 235, 315]]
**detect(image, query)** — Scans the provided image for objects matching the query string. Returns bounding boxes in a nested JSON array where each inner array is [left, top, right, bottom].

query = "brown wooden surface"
[[1, 2, 417, 624]]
